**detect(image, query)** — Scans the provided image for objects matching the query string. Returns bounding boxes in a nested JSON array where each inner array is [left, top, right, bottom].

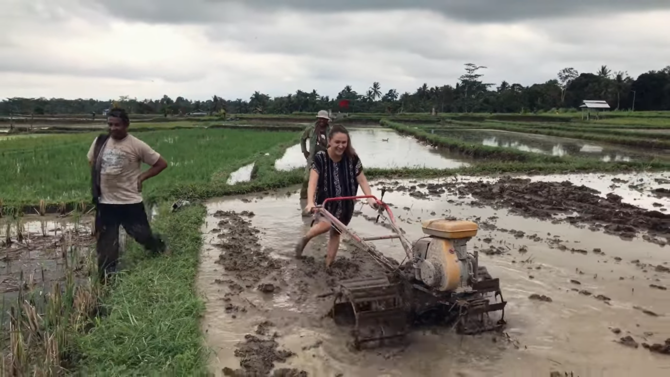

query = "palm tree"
[[382, 89, 398, 102], [365, 89, 375, 102], [597, 65, 611, 79], [369, 82, 381, 100]]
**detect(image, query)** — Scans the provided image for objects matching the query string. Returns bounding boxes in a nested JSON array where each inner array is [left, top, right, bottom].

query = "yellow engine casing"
[[413, 220, 479, 292]]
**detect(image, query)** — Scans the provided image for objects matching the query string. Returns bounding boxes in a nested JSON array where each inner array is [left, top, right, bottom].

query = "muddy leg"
[[295, 220, 331, 257], [299, 165, 310, 200], [299, 179, 309, 200], [325, 229, 341, 268]]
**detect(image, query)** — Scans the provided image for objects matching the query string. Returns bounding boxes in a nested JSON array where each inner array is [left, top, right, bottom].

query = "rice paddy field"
[[2, 112, 670, 376]]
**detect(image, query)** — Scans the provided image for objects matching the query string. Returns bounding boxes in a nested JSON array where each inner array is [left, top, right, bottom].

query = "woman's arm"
[[356, 171, 373, 196], [307, 169, 319, 207], [356, 172, 378, 208]]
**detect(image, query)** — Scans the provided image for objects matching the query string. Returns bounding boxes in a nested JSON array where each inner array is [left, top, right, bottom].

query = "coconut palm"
[[369, 82, 381, 100]]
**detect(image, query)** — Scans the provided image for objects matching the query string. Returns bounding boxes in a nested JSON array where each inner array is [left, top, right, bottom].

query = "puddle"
[[199, 174, 670, 376], [429, 129, 665, 161], [274, 126, 471, 171], [227, 162, 255, 185]]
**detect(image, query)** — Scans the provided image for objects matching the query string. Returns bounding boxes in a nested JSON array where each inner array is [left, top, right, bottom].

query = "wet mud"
[[457, 177, 670, 243], [206, 209, 389, 376], [200, 173, 670, 376]]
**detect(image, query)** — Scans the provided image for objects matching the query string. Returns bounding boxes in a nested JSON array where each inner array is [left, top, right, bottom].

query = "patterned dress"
[[311, 150, 363, 226]]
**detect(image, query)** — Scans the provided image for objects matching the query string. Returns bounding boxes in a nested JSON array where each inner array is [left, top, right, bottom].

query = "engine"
[[411, 219, 480, 292]]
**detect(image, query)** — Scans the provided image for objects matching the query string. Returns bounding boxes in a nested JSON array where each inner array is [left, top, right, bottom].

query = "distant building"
[[580, 100, 610, 120]]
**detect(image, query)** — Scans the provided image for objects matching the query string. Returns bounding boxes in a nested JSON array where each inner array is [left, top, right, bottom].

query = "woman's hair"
[[328, 124, 356, 158]]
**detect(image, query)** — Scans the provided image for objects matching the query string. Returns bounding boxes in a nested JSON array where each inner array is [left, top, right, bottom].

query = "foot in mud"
[[294, 238, 307, 258]]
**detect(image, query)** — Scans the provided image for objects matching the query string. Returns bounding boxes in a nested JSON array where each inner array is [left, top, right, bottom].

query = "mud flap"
[[331, 275, 407, 349]]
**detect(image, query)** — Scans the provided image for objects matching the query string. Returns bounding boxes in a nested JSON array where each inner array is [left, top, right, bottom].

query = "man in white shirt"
[[88, 108, 168, 280]]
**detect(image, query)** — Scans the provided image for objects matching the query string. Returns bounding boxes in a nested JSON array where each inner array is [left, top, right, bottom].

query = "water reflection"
[[275, 127, 471, 171], [227, 162, 255, 185], [433, 129, 653, 161]]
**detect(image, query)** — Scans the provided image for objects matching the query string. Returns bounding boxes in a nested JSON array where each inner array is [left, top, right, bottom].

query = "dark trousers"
[[95, 202, 164, 278]]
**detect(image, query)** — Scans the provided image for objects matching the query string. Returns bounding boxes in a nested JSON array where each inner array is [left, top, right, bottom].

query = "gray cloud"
[[0, 48, 207, 82], [2, 0, 670, 100], [88, 0, 670, 23]]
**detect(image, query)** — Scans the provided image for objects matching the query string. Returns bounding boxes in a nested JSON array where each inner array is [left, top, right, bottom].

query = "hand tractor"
[[313, 192, 507, 349]]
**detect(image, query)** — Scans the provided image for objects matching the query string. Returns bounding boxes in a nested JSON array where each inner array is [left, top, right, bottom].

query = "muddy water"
[[227, 162, 256, 185], [274, 127, 471, 171], [1, 216, 94, 307], [429, 129, 664, 162], [199, 174, 670, 376]]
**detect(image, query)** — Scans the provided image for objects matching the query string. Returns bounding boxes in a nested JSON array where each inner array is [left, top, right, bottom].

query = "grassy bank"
[[380, 119, 564, 163], [381, 119, 670, 172], [489, 121, 670, 140], [425, 119, 670, 150], [75, 204, 207, 375]]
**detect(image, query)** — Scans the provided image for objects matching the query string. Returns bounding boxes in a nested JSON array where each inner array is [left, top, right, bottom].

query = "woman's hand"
[[304, 202, 316, 214], [367, 198, 379, 210]]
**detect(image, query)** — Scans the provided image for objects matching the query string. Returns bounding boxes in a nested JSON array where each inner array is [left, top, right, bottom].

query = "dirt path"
[[198, 174, 670, 376]]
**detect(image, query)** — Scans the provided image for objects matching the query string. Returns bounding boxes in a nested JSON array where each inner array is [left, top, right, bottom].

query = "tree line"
[[2, 64, 670, 116]]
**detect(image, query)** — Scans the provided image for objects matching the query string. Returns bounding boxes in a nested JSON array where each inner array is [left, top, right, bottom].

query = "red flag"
[[338, 99, 350, 109]]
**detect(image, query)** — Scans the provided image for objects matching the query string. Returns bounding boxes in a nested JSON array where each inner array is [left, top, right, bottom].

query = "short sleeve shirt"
[[87, 134, 161, 204]]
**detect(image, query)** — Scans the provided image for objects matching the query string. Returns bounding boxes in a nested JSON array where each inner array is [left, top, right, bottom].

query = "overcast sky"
[[2, 0, 670, 101]]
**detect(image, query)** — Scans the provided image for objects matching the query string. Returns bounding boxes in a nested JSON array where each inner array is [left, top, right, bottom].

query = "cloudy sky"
[[2, 0, 669, 101]]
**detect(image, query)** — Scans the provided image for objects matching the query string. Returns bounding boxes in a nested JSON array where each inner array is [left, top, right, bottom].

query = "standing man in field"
[[88, 108, 169, 281], [300, 110, 331, 200]]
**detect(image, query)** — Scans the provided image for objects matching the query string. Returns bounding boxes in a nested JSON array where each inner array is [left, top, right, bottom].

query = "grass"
[[75, 204, 207, 375], [488, 121, 670, 140], [0, 129, 299, 206], [420, 119, 670, 150], [381, 119, 670, 171], [381, 119, 565, 163]]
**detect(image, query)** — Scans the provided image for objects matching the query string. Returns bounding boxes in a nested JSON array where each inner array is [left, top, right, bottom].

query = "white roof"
[[580, 100, 610, 109]]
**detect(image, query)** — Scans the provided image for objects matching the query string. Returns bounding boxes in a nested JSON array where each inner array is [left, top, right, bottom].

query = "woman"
[[295, 124, 377, 268]]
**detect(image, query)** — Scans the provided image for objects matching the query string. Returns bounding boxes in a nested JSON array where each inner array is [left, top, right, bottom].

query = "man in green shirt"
[[299, 110, 331, 199]]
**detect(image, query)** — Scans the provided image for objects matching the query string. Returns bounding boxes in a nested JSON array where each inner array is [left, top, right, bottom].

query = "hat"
[[316, 110, 330, 120]]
